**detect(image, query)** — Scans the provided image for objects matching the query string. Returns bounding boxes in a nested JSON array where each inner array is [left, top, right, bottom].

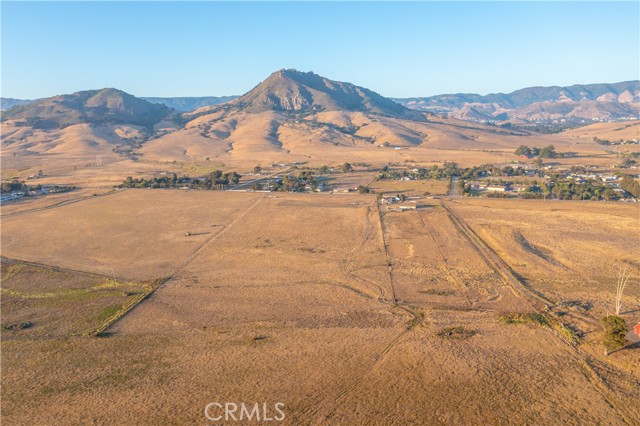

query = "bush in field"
[[601, 315, 626, 355]]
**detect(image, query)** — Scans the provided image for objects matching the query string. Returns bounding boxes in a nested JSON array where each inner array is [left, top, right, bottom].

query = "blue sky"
[[1, 1, 638, 99]]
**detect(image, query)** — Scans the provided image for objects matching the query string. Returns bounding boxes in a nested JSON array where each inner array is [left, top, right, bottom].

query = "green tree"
[[539, 145, 557, 158], [342, 162, 353, 172], [601, 316, 626, 355], [620, 174, 640, 198], [228, 172, 241, 184], [602, 188, 617, 201], [357, 185, 370, 194]]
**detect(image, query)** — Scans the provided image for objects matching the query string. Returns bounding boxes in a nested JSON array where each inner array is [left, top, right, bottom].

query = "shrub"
[[601, 315, 626, 355]]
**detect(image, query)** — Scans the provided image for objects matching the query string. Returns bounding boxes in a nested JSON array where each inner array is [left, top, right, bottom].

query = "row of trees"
[[251, 172, 319, 192], [0, 179, 28, 193], [377, 162, 460, 180], [267, 172, 318, 192], [458, 164, 528, 179], [120, 170, 241, 189], [0, 180, 74, 195], [514, 145, 558, 158], [379, 163, 536, 182]]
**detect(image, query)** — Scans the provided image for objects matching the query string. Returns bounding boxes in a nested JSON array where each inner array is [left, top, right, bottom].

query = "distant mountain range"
[[3, 69, 634, 168], [141, 96, 237, 111], [0, 95, 236, 113], [1, 97, 34, 111], [392, 81, 639, 123], [2, 75, 638, 128]]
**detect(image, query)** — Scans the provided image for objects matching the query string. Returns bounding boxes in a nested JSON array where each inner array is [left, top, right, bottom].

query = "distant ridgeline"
[[393, 80, 640, 131], [1, 89, 175, 130], [3, 77, 638, 132]]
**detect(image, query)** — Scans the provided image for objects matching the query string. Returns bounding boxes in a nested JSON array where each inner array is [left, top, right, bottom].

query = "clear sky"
[[1, 1, 639, 99]]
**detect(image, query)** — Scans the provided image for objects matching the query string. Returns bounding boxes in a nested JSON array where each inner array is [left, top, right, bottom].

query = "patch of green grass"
[[499, 312, 581, 344], [92, 304, 122, 323], [419, 289, 455, 296], [1, 263, 26, 282], [404, 306, 427, 330]]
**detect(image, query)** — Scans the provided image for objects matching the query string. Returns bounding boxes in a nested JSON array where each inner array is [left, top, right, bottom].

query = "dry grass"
[[369, 178, 450, 196], [2, 191, 639, 425], [0, 260, 154, 338]]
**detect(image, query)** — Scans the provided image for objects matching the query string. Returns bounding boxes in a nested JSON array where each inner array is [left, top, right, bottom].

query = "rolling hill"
[[1, 88, 173, 129]]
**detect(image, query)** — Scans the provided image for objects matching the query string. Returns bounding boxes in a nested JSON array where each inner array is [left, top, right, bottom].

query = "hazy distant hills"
[[4, 78, 637, 125], [212, 69, 423, 120], [0, 95, 235, 113], [2, 88, 173, 129], [1, 97, 34, 111], [141, 96, 237, 111], [393, 81, 639, 122]]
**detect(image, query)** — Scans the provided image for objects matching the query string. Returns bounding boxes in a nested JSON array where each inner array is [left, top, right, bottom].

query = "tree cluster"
[[620, 174, 640, 198], [514, 145, 557, 158], [269, 172, 318, 192], [119, 171, 241, 190], [0, 179, 28, 193]]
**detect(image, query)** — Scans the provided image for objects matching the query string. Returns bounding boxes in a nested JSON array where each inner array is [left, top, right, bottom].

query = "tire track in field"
[[374, 202, 398, 303], [1, 188, 123, 218], [290, 202, 427, 424], [341, 201, 388, 302], [288, 313, 423, 426], [441, 200, 639, 425], [102, 194, 267, 333], [412, 209, 473, 308]]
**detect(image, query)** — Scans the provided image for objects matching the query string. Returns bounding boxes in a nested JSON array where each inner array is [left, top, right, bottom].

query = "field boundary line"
[[441, 201, 639, 424], [1, 188, 123, 218], [374, 202, 398, 303], [101, 194, 267, 333]]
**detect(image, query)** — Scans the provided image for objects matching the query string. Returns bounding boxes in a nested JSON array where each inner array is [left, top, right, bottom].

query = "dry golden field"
[[2, 190, 639, 425], [369, 179, 450, 196]]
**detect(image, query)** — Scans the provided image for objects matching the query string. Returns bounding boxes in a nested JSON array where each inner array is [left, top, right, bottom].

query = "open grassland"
[[445, 198, 640, 368], [562, 120, 640, 142], [1, 260, 159, 338], [2, 191, 639, 425], [369, 179, 450, 196], [0, 189, 263, 280]]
